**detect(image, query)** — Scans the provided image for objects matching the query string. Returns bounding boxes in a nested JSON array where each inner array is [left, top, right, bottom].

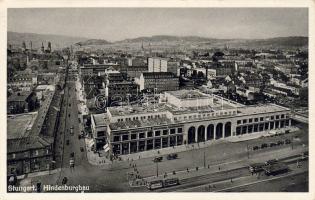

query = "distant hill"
[[242, 37, 308, 48], [75, 39, 111, 46], [7, 31, 308, 50], [117, 35, 227, 43], [116, 35, 308, 49], [7, 31, 90, 50]]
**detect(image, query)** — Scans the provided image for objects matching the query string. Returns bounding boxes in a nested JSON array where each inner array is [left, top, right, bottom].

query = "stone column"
[[289, 119, 292, 127], [213, 124, 217, 140], [144, 140, 147, 151], [128, 143, 131, 154], [153, 139, 155, 149], [136, 141, 139, 152], [204, 126, 208, 141], [119, 143, 122, 155], [195, 129, 198, 143], [175, 136, 178, 146], [222, 124, 225, 138]]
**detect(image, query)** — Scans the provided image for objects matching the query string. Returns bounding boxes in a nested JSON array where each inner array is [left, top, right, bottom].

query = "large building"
[[148, 57, 168, 72], [91, 90, 291, 155], [138, 72, 179, 93], [7, 90, 60, 176]]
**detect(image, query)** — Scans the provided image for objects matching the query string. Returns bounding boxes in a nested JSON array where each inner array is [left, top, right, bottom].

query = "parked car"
[[253, 146, 259, 151], [277, 140, 284, 145], [153, 157, 163, 162], [270, 142, 277, 147], [167, 153, 178, 160], [261, 143, 268, 149]]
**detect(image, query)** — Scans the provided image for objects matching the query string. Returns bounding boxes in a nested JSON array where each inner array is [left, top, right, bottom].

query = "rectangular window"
[[260, 117, 264, 121], [113, 136, 120, 142], [237, 120, 241, 124], [177, 128, 182, 133], [163, 130, 168, 135], [271, 116, 274, 120], [249, 118, 253, 123], [147, 131, 153, 137], [276, 115, 280, 119], [139, 132, 145, 138], [155, 130, 161, 137], [170, 129, 176, 134], [254, 118, 258, 122], [243, 119, 247, 124], [281, 114, 285, 119], [131, 134, 137, 140]]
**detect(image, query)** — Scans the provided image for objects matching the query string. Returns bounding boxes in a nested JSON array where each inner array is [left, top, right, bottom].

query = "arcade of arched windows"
[[187, 121, 232, 143]]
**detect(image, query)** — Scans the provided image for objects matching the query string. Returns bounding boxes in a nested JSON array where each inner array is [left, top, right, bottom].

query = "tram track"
[[153, 153, 305, 192]]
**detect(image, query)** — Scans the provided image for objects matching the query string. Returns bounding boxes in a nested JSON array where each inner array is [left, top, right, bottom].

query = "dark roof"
[[7, 91, 33, 102], [142, 72, 175, 78], [7, 136, 51, 153]]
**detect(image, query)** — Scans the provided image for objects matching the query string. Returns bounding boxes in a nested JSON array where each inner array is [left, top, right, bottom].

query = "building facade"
[[138, 72, 179, 93], [91, 90, 292, 156], [148, 57, 168, 72]]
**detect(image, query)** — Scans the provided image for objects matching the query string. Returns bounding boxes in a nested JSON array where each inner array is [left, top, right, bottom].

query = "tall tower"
[[22, 41, 26, 51], [29, 41, 33, 51], [47, 41, 52, 53], [41, 42, 45, 53]]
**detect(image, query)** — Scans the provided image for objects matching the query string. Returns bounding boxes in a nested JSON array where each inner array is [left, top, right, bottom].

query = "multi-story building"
[[91, 90, 291, 155], [148, 57, 168, 72], [7, 72, 38, 91], [80, 64, 119, 77], [120, 65, 148, 79], [138, 72, 179, 93], [7, 90, 59, 176], [7, 91, 38, 114]]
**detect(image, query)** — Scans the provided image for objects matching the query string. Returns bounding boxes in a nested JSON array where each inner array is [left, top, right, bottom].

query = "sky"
[[8, 8, 308, 42]]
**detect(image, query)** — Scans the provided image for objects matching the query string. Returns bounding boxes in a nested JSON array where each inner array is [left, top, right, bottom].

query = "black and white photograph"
[[3, 1, 313, 196]]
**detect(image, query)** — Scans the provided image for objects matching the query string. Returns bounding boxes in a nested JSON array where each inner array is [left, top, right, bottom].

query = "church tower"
[[41, 42, 45, 53]]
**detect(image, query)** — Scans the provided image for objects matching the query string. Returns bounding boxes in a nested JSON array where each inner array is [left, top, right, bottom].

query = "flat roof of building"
[[93, 113, 108, 127], [108, 104, 168, 117], [7, 113, 38, 139], [109, 117, 172, 131], [237, 104, 289, 116], [166, 90, 209, 99]]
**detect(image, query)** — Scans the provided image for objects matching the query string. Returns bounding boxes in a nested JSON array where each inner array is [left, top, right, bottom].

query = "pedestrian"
[[230, 178, 233, 183], [218, 166, 221, 171], [187, 168, 189, 173], [208, 164, 210, 169]]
